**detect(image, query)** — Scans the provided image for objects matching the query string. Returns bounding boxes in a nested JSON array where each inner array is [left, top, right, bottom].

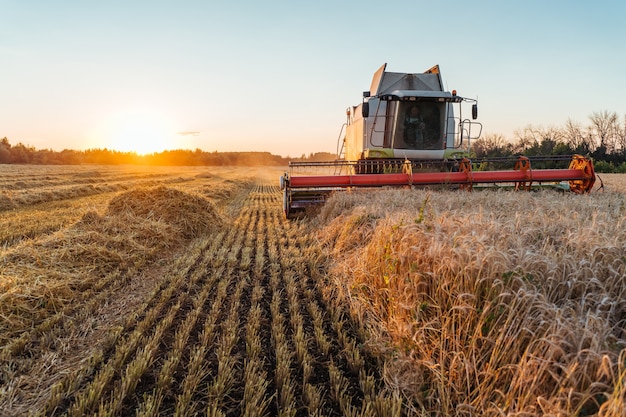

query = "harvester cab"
[[280, 64, 596, 219], [343, 63, 482, 172]]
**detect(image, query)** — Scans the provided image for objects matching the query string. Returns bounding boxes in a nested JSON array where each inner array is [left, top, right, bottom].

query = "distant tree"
[[589, 110, 619, 154], [307, 152, 337, 162], [0, 146, 10, 163], [512, 127, 533, 154], [616, 114, 626, 156], [32, 149, 52, 164], [471, 133, 510, 158], [59, 149, 81, 164], [563, 118, 592, 154], [514, 124, 565, 154], [0, 137, 10, 163], [10, 142, 35, 163]]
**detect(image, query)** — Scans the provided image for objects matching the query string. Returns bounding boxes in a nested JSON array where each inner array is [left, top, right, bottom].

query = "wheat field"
[[0, 165, 624, 416]]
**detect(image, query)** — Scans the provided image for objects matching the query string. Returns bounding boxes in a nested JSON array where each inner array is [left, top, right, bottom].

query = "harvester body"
[[280, 64, 596, 218], [343, 63, 480, 166]]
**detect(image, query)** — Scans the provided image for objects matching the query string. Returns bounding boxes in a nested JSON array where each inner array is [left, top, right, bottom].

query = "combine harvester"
[[280, 63, 596, 218]]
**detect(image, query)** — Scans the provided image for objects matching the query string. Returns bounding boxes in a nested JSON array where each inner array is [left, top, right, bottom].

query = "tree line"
[[470, 110, 626, 172], [2, 110, 625, 172], [0, 137, 337, 166]]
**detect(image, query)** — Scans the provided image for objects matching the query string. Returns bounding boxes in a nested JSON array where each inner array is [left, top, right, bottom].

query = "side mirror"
[[362, 102, 369, 118], [472, 104, 478, 120], [363, 91, 371, 98]]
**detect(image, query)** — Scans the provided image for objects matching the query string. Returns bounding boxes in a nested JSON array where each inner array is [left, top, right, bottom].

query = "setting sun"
[[102, 109, 176, 155]]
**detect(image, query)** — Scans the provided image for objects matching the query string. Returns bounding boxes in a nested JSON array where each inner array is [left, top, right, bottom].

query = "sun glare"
[[104, 109, 175, 155]]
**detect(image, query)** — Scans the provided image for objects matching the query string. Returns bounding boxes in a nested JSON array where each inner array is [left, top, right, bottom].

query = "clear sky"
[[1, 1, 625, 157]]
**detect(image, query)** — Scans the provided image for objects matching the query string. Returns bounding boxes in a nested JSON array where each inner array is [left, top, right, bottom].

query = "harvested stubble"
[[0, 186, 222, 348], [0, 194, 16, 210], [2, 183, 119, 211], [315, 187, 626, 416], [0, 164, 207, 213], [0, 193, 114, 248]]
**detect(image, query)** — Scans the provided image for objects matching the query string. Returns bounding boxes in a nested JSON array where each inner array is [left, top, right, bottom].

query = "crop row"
[[29, 183, 403, 416]]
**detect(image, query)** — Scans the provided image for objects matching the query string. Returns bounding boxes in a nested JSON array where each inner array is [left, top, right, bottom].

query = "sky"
[[1, 0, 625, 157]]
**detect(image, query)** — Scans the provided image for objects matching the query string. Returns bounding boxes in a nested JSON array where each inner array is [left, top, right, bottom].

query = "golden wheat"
[[315, 179, 626, 415]]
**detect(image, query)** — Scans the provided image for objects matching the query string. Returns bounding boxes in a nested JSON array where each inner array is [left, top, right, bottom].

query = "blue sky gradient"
[[1, 1, 624, 156]]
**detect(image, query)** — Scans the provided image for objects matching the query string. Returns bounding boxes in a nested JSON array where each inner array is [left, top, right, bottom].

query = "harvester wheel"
[[458, 158, 473, 191], [514, 156, 532, 191], [568, 155, 596, 194]]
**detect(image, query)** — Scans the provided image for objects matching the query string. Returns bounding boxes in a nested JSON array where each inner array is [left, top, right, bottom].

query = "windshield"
[[392, 101, 445, 150]]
